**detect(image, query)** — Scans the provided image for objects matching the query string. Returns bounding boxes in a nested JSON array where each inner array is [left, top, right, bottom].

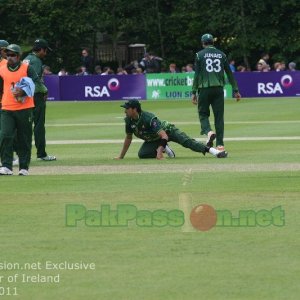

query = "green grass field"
[[1, 98, 300, 299]]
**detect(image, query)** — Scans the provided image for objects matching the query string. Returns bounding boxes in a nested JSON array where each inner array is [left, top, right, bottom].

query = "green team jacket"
[[192, 46, 239, 94], [125, 111, 173, 142], [23, 52, 48, 94]]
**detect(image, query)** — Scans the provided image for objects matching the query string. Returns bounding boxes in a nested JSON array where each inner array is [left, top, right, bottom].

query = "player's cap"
[[201, 33, 214, 43], [5, 44, 22, 55], [0, 40, 9, 49], [120, 100, 141, 110], [33, 38, 52, 51]]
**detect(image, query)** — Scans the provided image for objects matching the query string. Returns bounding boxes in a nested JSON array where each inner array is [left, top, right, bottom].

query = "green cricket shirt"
[[192, 46, 239, 94], [125, 111, 172, 142], [23, 52, 48, 94]]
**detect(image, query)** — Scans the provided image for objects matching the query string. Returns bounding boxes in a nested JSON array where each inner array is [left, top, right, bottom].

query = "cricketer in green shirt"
[[23, 38, 56, 161], [192, 46, 238, 92], [115, 100, 228, 159], [125, 110, 173, 142], [23, 52, 48, 94], [0, 44, 38, 175], [191, 33, 241, 151]]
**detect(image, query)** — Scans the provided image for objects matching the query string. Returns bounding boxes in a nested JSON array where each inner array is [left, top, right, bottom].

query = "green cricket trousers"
[[0, 108, 33, 170], [0, 109, 20, 156], [33, 93, 47, 158], [138, 125, 206, 158], [197, 86, 224, 146]]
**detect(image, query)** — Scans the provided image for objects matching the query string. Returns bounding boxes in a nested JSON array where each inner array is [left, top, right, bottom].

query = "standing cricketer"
[[23, 38, 56, 161], [0, 44, 40, 175], [0, 40, 9, 132], [115, 100, 228, 160], [0, 40, 9, 67], [0, 39, 19, 166], [192, 33, 241, 152]]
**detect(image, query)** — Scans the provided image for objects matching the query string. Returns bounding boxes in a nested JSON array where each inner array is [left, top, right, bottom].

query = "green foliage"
[[1, 0, 299, 72]]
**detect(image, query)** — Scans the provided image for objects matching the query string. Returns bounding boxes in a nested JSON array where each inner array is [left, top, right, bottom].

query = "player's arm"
[[192, 54, 199, 105], [224, 57, 241, 101], [156, 129, 169, 160], [0, 76, 3, 102], [27, 65, 41, 86], [191, 93, 198, 105], [114, 133, 133, 159], [27, 62, 48, 96], [149, 117, 168, 159]]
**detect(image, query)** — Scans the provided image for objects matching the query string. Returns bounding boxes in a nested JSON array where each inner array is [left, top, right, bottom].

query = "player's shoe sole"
[[206, 131, 216, 148], [164, 145, 175, 158], [216, 151, 228, 158]]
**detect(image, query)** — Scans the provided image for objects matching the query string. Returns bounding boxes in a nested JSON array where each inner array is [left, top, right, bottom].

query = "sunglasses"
[[6, 53, 17, 57]]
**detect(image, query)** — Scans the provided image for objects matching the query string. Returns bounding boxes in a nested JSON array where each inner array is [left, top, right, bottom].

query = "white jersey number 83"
[[205, 58, 221, 72]]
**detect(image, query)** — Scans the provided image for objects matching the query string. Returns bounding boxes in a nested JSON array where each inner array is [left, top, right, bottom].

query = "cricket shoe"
[[0, 167, 13, 175], [19, 169, 29, 176], [216, 150, 228, 158], [206, 131, 216, 148], [164, 145, 175, 158], [37, 155, 56, 161]]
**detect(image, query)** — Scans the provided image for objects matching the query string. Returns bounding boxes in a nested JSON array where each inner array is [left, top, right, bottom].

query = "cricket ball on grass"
[[190, 204, 217, 231]]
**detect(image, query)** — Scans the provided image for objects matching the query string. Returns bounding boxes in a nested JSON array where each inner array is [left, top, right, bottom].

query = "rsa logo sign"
[[257, 75, 293, 94], [85, 78, 120, 97]]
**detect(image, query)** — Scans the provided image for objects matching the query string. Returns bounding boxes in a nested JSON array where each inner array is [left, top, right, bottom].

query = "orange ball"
[[190, 204, 217, 231]]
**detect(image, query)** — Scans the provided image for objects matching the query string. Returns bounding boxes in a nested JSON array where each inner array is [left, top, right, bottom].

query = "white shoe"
[[13, 157, 19, 166], [19, 169, 29, 176], [37, 155, 56, 161], [0, 167, 13, 175], [164, 145, 175, 158], [208, 147, 228, 158], [206, 131, 216, 148]]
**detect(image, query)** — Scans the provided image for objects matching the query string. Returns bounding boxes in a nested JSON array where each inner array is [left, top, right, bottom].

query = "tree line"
[[1, 0, 299, 73]]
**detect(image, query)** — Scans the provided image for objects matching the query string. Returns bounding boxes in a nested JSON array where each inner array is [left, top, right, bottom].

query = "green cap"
[[120, 100, 141, 110], [5, 44, 22, 55], [201, 33, 214, 43], [0, 40, 9, 49], [33, 38, 52, 51]]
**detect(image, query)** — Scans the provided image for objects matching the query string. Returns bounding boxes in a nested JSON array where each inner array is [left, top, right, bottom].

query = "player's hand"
[[192, 94, 198, 105], [234, 92, 241, 102], [156, 146, 164, 160], [12, 87, 24, 97]]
